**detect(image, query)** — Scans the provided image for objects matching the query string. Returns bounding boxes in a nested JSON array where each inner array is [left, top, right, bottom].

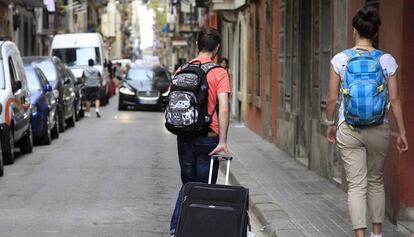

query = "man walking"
[[168, 27, 231, 236], [82, 59, 102, 118]]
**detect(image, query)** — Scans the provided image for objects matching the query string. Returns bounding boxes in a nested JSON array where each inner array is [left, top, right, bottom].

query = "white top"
[[330, 50, 398, 125]]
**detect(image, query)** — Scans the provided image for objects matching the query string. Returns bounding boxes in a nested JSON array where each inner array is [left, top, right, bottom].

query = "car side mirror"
[[12, 81, 22, 93], [44, 84, 52, 92]]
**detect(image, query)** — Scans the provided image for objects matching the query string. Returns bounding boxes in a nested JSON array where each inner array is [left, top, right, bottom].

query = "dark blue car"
[[24, 65, 59, 145]]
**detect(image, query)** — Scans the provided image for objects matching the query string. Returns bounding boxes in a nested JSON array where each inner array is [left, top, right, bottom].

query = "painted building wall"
[[245, 1, 264, 137], [398, 0, 414, 221], [0, 3, 10, 40]]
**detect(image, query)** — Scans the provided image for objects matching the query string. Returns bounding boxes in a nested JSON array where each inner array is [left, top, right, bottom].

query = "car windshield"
[[127, 67, 154, 81], [0, 59, 4, 89], [37, 61, 57, 82], [52, 47, 101, 67], [24, 67, 42, 91]]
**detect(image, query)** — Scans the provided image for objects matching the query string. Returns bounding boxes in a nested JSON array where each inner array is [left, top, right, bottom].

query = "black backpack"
[[165, 61, 221, 137]]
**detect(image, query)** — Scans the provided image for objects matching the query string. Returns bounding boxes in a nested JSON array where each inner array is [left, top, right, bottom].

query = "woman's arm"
[[388, 74, 408, 152], [326, 66, 341, 143]]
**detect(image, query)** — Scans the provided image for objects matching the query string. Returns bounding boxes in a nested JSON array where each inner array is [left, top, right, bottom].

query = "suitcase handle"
[[208, 154, 232, 185]]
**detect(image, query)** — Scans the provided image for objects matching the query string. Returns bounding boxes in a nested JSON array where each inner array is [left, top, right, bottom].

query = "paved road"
[[0, 96, 266, 237]]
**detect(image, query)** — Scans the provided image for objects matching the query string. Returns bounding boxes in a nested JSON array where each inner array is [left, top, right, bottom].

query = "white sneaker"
[[85, 112, 90, 118], [370, 233, 382, 237]]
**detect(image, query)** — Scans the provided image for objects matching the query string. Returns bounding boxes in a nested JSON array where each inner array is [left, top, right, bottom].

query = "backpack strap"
[[343, 48, 359, 61], [200, 62, 223, 120], [180, 62, 191, 70], [200, 62, 221, 74]]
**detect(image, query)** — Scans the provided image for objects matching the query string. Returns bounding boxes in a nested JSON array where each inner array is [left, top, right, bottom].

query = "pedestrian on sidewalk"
[[82, 59, 102, 118], [326, 6, 408, 237], [168, 27, 231, 236]]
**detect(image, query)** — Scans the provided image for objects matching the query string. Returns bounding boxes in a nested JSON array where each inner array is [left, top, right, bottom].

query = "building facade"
[[203, 0, 414, 226]]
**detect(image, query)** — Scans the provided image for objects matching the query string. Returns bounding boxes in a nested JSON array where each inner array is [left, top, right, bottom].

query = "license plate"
[[140, 99, 157, 105]]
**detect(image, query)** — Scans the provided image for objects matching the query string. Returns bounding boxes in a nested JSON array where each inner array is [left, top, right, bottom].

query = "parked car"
[[0, 41, 33, 172], [118, 65, 171, 110], [23, 56, 76, 132], [67, 69, 84, 121], [24, 64, 58, 145], [50, 33, 110, 106]]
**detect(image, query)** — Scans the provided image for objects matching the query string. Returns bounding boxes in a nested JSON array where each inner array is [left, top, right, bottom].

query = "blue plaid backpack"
[[341, 48, 388, 127]]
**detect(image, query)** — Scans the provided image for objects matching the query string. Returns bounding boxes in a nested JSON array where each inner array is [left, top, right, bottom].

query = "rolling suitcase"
[[175, 155, 250, 237]]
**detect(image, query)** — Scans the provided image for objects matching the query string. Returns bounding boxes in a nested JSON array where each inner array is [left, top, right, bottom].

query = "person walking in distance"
[[326, 6, 408, 237], [82, 59, 102, 118], [168, 27, 231, 237], [219, 58, 232, 90]]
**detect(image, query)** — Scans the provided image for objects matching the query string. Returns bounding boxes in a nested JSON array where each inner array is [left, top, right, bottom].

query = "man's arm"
[[209, 92, 229, 156]]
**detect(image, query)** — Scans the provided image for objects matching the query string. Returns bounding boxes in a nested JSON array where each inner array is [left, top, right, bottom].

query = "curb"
[[220, 158, 306, 237], [398, 222, 414, 237]]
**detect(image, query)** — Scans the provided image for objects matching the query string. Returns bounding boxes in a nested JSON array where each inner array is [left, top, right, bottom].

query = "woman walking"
[[325, 6, 408, 237]]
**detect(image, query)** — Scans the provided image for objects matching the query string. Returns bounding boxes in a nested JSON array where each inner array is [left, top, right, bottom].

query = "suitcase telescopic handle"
[[208, 154, 233, 185]]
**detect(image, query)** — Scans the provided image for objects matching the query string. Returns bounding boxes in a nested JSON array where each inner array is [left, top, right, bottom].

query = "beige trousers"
[[336, 122, 390, 230]]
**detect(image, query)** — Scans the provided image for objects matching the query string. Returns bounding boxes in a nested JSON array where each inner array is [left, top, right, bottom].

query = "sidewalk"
[[226, 123, 408, 237]]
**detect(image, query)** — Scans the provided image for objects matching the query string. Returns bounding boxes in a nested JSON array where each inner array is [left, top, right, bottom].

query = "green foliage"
[[147, 0, 167, 34]]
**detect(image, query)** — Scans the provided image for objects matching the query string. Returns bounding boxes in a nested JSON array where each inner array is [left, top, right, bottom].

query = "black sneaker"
[[96, 111, 101, 118]]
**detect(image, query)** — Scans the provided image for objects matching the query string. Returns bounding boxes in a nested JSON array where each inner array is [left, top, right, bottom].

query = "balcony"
[[177, 5, 202, 33], [208, 0, 247, 11], [1, 0, 44, 8]]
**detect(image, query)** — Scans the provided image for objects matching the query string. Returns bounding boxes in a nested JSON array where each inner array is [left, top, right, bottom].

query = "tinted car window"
[[37, 61, 57, 82], [36, 68, 50, 88], [24, 67, 42, 91], [127, 68, 154, 81]]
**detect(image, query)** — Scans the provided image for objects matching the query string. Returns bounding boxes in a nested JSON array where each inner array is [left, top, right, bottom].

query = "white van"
[[50, 33, 109, 105], [0, 41, 33, 175]]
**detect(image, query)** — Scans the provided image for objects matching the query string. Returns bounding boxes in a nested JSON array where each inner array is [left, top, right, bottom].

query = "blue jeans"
[[170, 135, 219, 235]]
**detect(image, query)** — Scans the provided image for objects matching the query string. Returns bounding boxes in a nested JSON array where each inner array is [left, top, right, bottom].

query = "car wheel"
[[41, 121, 52, 145], [51, 114, 59, 139], [66, 108, 76, 128], [75, 103, 80, 122], [0, 150, 3, 176], [118, 98, 127, 111], [59, 110, 66, 133], [2, 127, 15, 165], [79, 104, 84, 118], [19, 124, 33, 154]]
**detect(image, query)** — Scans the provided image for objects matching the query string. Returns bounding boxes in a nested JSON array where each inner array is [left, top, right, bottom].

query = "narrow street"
[[0, 96, 177, 236], [0, 95, 265, 237]]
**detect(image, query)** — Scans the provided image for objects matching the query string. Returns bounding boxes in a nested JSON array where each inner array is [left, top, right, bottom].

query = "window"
[[8, 57, 17, 83], [25, 68, 42, 91], [37, 61, 57, 82], [8, 57, 18, 91], [284, 0, 293, 97], [52, 47, 102, 67], [320, 0, 332, 103], [127, 67, 154, 81], [237, 22, 242, 93], [265, 0, 273, 97], [255, 3, 261, 96]]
